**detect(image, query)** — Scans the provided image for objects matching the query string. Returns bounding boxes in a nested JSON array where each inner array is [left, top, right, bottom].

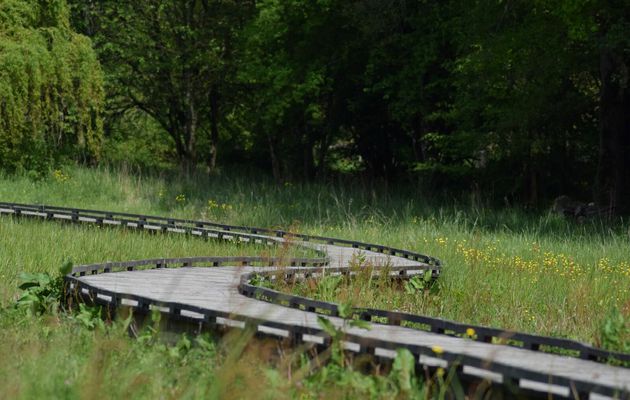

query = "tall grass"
[[0, 217, 314, 306], [1, 166, 628, 339], [0, 165, 628, 397]]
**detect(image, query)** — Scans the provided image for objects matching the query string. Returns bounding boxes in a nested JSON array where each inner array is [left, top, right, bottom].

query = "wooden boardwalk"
[[0, 202, 628, 399], [80, 243, 630, 398]]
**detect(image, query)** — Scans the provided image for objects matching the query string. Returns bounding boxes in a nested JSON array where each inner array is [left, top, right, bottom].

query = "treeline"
[[2, 0, 629, 212]]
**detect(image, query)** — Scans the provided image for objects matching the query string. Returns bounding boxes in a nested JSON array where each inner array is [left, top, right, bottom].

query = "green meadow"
[[0, 166, 628, 398]]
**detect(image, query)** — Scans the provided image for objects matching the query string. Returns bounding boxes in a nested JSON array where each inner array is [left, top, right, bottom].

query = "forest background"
[[1, 0, 629, 212]]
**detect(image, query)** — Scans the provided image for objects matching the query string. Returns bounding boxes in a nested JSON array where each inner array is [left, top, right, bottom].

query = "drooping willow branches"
[[0, 0, 103, 173]]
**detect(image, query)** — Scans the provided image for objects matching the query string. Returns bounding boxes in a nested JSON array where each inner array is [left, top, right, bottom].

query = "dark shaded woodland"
[[2, 0, 629, 211]]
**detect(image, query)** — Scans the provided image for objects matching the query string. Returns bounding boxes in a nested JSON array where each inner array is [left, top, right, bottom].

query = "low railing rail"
[[239, 270, 630, 365]]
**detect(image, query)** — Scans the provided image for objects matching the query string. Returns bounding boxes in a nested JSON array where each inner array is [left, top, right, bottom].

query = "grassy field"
[[0, 166, 629, 398]]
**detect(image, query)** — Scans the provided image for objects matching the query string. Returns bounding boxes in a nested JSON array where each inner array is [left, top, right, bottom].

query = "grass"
[[0, 165, 629, 397], [0, 217, 316, 306], [291, 223, 630, 350]]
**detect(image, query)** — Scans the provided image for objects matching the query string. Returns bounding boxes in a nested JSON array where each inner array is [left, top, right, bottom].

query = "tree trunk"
[[267, 133, 281, 183], [184, 97, 197, 175], [169, 124, 187, 172], [181, 153, 194, 176], [317, 129, 329, 179], [595, 49, 630, 214], [207, 86, 220, 173], [301, 122, 315, 180], [316, 93, 335, 179], [411, 117, 427, 164], [529, 166, 538, 206]]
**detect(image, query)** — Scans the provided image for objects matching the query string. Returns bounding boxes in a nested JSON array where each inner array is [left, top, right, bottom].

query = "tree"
[[240, 0, 354, 181], [584, 1, 630, 213], [447, 0, 599, 204], [83, 0, 253, 173], [346, 0, 456, 180], [541, 0, 630, 213], [241, 0, 451, 181], [0, 0, 104, 173], [52, 0, 629, 214]]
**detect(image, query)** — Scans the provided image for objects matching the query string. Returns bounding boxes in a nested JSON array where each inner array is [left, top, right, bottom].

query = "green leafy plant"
[[136, 308, 163, 346], [389, 349, 421, 395], [316, 275, 342, 301], [15, 260, 73, 315], [599, 307, 630, 352], [168, 334, 192, 359], [404, 270, 433, 295], [249, 273, 272, 288], [317, 301, 371, 367], [73, 303, 105, 331]]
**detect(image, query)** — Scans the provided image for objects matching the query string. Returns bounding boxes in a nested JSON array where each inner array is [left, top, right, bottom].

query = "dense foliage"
[[2, 0, 629, 211], [0, 0, 104, 174]]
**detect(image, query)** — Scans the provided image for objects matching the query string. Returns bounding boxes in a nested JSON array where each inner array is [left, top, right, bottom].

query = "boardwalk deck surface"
[[80, 243, 630, 396]]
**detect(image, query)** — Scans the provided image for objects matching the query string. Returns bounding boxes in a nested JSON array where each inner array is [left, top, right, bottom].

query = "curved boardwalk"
[[1, 202, 629, 399]]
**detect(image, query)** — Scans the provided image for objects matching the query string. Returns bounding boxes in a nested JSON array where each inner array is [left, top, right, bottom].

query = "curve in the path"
[[0, 202, 628, 399]]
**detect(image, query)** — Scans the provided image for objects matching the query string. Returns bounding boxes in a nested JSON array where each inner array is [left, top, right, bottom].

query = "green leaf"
[[338, 302, 353, 318], [178, 334, 191, 352], [391, 348, 416, 392], [15, 292, 40, 308], [317, 315, 337, 337], [59, 259, 73, 276], [349, 319, 371, 330], [17, 272, 44, 290]]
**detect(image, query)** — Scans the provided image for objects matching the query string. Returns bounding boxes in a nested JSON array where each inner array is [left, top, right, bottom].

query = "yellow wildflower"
[[431, 345, 444, 355]]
